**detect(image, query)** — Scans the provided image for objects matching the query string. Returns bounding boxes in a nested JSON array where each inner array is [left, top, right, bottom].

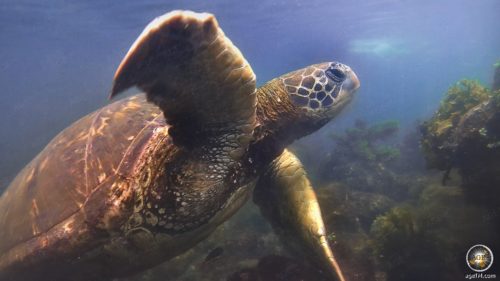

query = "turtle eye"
[[326, 67, 346, 83]]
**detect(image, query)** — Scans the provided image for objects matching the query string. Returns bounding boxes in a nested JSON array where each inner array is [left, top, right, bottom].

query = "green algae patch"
[[420, 79, 500, 170]]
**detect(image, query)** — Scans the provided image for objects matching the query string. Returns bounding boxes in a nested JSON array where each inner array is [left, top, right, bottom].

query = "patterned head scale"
[[281, 62, 359, 112]]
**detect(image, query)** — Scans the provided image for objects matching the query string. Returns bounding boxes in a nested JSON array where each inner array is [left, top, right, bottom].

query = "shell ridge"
[[115, 113, 165, 177], [84, 108, 104, 195]]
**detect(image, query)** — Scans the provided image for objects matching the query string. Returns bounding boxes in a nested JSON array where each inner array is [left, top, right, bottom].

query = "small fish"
[[203, 246, 224, 263], [326, 232, 336, 242]]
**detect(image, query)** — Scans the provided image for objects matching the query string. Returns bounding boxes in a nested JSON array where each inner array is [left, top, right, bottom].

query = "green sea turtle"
[[0, 10, 359, 281]]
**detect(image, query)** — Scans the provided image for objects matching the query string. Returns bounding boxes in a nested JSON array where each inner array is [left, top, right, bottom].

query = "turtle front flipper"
[[253, 149, 345, 281], [111, 10, 256, 155]]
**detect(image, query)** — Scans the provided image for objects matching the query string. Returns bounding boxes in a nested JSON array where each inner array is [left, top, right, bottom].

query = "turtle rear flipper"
[[111, 11, 256, 152], [253, 149, 346, 281]]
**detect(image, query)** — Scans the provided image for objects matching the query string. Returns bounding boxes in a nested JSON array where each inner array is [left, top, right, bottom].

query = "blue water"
[[0, 1, 499, 280], [0, 0, 498, 182]]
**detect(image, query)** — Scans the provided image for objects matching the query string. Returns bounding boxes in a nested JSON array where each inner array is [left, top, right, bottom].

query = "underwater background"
[[0, 0, 499, 280]]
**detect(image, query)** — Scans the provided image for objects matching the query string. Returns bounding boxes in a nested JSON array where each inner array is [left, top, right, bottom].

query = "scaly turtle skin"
[[0, 11, 359, 281]]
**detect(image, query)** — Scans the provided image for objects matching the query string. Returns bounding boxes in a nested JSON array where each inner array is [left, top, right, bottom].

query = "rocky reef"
[[369, 183, 495, 281], [319, 119, 412, 199], [328, 119, 401, 165], [420, 74, 500, 207]]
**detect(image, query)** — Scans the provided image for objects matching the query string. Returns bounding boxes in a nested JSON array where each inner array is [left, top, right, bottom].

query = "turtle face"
[[281, 62, 360, 118]]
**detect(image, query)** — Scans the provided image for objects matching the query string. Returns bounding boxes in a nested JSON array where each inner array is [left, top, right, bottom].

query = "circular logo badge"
[[466, 244, 494, 272]]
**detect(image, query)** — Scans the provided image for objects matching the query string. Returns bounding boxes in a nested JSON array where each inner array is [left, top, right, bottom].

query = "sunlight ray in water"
[[349, 38, 410, 57]]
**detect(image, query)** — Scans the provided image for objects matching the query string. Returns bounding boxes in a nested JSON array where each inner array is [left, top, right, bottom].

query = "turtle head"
[[282, 62, 359, 120], [252, 62, 359, 158]]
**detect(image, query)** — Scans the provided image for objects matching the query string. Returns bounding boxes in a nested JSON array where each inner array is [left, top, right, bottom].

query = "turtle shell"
[[0, 94, 168, 269]]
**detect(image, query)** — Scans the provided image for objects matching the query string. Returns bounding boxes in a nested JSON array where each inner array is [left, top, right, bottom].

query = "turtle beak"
[[335, 63, 360, 94], [343, 67, 360, 93]]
